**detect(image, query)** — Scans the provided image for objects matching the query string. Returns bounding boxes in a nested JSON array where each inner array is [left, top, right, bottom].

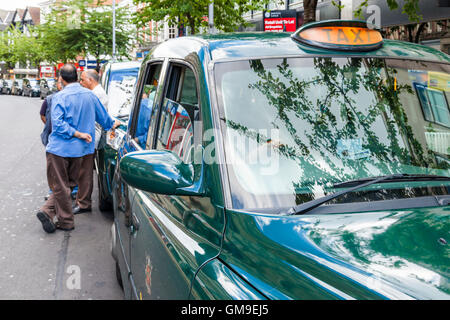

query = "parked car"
[[95, 61, 140, 211], [22, 78, 41, 97], [110, 20, 450, 300], [1, 80, 13, 94], [40, 78, 57, 99], [11, 79, 23, 95]]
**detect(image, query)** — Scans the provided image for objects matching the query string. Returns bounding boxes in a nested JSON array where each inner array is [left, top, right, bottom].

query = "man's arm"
[[40, 99, 48, 124], [51, 99, 77, 139], [74, 131, 92, 143]]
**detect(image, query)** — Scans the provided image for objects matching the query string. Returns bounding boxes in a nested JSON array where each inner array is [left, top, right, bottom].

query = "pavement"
[[0, 94, 124, 299]]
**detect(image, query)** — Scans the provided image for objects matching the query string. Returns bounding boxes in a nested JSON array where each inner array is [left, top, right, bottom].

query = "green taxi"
[[110, 20, 450, 299]]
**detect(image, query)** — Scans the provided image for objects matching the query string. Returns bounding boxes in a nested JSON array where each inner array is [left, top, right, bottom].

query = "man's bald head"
[[80, 69, 100, 90], [60, 64, 78, 83], [85, 69, 100, 83]]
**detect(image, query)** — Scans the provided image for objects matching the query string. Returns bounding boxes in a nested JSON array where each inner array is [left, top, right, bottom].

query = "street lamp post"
[[112, 0, 116, 61], [208, 1, 215, 34]]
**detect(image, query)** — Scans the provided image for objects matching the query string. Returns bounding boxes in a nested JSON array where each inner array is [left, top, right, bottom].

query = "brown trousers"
[[40, 152, 82, 228], [76, 153, 95, 209]]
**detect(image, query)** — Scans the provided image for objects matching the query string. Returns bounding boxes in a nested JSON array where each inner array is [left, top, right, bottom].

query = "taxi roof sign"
[[292, 20, 383, 52]]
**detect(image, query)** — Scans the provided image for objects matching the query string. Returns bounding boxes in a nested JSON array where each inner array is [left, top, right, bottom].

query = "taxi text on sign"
[[300, 27, 382, 46]]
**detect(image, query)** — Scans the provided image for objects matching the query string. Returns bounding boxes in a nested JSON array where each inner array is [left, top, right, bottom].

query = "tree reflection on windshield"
[[218, 57, 450, 209]]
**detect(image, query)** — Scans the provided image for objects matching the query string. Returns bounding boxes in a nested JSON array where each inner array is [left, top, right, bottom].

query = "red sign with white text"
[[263, 10, 297, 33], [264, 17, 297, 32]]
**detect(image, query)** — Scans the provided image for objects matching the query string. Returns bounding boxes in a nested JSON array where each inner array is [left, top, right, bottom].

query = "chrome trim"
[[210, 54, 450, 65]]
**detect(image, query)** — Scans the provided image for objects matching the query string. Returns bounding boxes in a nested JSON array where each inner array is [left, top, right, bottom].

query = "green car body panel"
[[111, 23, 450, 299], [97, 120, 127, 211], [221, 206, 449, 300]]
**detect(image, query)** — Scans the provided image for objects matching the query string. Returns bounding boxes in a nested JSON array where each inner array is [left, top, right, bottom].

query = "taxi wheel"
[[98, 175, 112, 212]]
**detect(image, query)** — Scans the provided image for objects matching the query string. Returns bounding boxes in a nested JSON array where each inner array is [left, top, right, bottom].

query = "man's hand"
[[112, 120, 121, 130], [74, 131, 92, 143]]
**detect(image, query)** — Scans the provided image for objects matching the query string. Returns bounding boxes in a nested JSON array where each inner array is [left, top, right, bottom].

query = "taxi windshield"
[[107, 68, 139, 117], [215, 57, 450, 212]]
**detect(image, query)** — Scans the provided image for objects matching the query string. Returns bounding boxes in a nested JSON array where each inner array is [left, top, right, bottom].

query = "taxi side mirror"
[[119, 150, 205, 196]]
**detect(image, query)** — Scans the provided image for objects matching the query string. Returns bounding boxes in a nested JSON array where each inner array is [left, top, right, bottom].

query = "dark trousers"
[[76, 153, 95, 209], [40, 152, 82, 228]]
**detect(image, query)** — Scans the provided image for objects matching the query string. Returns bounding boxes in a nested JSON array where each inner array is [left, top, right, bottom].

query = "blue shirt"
[[46, 83, 115, 158]]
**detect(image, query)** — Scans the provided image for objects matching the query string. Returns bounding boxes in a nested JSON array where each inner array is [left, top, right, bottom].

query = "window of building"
[[416, 84, 450, 127], [169, 25, 176, 39]]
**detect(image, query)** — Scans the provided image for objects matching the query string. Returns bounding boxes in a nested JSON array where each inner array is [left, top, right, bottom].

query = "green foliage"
[[0, 25, 45, 69], [39, 0, 134, 65], [0, 29, 17, 69], [133, 0, 271, 34], [355, 0, 422, 22]]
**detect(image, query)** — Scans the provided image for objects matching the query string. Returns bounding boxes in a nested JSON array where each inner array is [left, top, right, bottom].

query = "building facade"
[[133, 0, 178, 59], [242, 0, 450, 53], [0, 6, 41, 79]]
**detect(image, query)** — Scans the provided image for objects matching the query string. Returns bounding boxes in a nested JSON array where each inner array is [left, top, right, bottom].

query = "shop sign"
[[264, 10, 297, 32]]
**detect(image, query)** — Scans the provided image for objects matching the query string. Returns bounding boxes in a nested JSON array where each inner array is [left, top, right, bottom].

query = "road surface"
[[0, 94, 123, 299]]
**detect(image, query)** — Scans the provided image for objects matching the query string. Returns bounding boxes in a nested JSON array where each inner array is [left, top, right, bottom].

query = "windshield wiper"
[[285, 174, 450, 216], [333, 173, 450, 188]]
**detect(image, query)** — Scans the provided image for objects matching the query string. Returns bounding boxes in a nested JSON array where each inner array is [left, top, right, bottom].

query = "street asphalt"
[[0, 94, 124, 299]]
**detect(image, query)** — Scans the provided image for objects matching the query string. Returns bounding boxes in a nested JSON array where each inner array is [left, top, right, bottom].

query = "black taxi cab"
[[108, 20, 450, 300]]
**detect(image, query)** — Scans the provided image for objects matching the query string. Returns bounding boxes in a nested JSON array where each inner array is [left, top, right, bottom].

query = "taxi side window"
[[156, 65, 199, 163], [132, 63, 162, 149]]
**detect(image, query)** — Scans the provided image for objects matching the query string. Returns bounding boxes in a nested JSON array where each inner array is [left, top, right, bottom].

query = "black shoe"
[[72, 205, 92, 215], [36, 211, 56, 233]]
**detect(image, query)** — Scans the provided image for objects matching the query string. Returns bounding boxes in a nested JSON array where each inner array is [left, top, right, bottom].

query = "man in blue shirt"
[[36, 64, 118, 233]]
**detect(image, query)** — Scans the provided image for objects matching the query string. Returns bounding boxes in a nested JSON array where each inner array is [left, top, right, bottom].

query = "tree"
[[78, 0, 134, 69], [133, 0, 271, 34], [38, 12, 81, 64], [0, 29, 18, 70], [0, 25, 44, 71], [39, 0, 134, 67], [303, 0, 318, 25], [303, 0, 422, 25], [14, 25, 45, 68]]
